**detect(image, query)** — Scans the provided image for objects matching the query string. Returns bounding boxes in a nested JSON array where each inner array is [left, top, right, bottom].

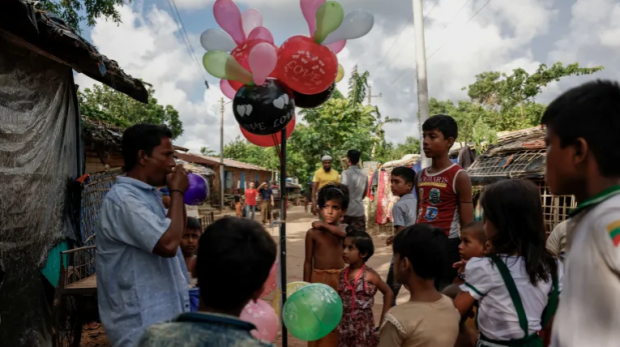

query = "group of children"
[[141, 80, 620, 347], [303, 113, 564, 347]]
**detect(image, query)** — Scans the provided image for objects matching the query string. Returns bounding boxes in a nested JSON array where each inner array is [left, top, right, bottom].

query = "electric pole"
[[413, 0, 431, 168], [367, 85, 382, 105], [219, 97, 225, 212]]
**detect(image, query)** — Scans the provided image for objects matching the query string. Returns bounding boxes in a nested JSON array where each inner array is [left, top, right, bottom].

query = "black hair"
[[541, 80, 620, 177], [391, 166, 416, 185], [462, 221, 486, 244], [481, 179, 557, 285], [122, 124, 173, 171], [186, 217, 202, 231], [317, 183, 349, 210], [196, 218, 276, 310], [393, 224, 448, 280], [345, 231, 374, 262], [422, 114, 458, 140], [347, 150, 361, 165]]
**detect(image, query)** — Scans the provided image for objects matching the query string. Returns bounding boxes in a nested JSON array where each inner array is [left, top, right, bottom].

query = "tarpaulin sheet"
[[0, 36, 81, 346]]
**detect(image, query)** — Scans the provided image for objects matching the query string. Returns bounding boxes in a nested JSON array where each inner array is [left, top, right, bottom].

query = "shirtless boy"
[[304, 183, 349, 347]]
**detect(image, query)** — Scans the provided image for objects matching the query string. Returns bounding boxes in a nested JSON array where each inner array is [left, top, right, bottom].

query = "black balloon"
[[293, 83, 335, 109], [233, 79, 295, 136]]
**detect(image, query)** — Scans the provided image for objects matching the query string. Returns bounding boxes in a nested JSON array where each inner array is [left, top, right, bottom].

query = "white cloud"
[[75, 4, 242, 154], [76, 0, 619, 155]]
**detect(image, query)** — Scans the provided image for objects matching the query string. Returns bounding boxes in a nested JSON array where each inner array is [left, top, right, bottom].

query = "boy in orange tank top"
[[416, 115, 474, 290]]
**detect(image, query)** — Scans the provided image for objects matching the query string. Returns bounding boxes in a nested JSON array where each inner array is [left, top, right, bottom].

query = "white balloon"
[[200, 28, 237, 52], [322, 9, 374, 46]]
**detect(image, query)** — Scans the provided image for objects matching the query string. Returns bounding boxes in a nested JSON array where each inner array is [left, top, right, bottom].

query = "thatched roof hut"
[[467, 127, 576, 233]]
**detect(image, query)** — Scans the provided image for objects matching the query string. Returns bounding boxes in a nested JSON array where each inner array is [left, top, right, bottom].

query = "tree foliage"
[[38, 0, 127, 31], [432, 62, 603, 149], [79, 84, 184, 139], [200, 147, 218, 156]]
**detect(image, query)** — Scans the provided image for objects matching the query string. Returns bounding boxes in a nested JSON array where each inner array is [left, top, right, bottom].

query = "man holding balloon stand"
[[96, 124, 209, 347]]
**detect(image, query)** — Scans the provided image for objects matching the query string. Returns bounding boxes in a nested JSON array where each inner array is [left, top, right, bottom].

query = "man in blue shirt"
[[137, 217, 277, 347], [96, 124, 190, 347]]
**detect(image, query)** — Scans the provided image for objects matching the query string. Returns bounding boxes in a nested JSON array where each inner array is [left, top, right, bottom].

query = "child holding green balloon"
[[304, 184, 350, 347]]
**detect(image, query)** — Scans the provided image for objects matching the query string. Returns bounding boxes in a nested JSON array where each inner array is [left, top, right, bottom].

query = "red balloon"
[[276, 35, 338, 95], [241, 116, 296, 147]]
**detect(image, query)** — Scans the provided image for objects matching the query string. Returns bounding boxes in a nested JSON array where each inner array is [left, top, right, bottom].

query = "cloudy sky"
[[74, 0, 618, 154]]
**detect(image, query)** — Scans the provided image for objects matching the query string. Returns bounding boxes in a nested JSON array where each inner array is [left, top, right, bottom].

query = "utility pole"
[[367, 85, 382, 105], [413, 0, 431, 168], [219, 97, 225, 212]]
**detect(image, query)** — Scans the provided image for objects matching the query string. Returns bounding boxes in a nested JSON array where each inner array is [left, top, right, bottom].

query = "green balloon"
[[282, 283, 343, 341], [202, 51, 253, 85], [313, 1, 344, 44]]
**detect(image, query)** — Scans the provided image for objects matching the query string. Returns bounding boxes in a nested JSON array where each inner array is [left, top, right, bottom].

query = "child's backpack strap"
[[490, 255, 529, 338], [541, 266, 559, 327]]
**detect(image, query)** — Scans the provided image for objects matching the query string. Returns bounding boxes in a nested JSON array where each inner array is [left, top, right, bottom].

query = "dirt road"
[[80, 206, 407, 347]]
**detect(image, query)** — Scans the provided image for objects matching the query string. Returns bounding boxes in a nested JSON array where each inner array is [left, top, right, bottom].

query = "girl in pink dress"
[[338, 231, 394, 347]]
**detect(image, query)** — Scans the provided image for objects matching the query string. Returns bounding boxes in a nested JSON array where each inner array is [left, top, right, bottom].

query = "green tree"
[[79, 84, 183, 139], [465, 62, 603, 128], [38, 0, 127, 31], [428, 62, 603, 149], [200, 147, 218, 156]]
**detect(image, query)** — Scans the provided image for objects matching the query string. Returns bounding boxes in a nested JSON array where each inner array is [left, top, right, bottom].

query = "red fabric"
[[417, 164, 464, 236], [366, 174, 374, 201], [375, 171, 390, 225], [245, 189, 258, 206]]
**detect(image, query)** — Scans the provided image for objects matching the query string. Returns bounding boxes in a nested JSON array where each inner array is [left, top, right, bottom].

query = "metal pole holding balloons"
[[279, 128, 288, 347]]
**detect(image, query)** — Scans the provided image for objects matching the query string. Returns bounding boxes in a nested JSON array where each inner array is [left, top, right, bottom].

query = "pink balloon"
[[220, 79, 237, 99], [247, 27, 274, 44], [328, 39, 346, 54], [213, 0, 245, 45], [241, 300, 279, 342], [300, 0, 326, 36], [242, 9, 263, 38], [261, 261, 277, 297], [249, 43, 278, 85]]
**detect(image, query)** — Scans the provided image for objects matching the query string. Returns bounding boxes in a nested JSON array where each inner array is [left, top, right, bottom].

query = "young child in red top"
[[337, 231, 393, 347], [416, 115, 474, 290]]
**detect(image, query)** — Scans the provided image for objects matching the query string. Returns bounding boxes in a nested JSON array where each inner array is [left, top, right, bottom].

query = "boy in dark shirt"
[[137, 218, 277, 347]]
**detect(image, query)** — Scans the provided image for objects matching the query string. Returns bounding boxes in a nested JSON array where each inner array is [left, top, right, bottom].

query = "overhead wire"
[[166, 0, 210, 88], [389, 0, 494, 90], [373, 0, 439, 79]]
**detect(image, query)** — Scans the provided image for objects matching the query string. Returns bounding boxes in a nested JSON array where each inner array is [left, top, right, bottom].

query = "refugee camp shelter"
[[467, 127, 576, 233], [0, 1, 147, 345]]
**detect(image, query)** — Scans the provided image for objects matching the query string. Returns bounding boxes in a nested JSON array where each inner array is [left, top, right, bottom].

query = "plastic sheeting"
[[0, 36, 82, 346]]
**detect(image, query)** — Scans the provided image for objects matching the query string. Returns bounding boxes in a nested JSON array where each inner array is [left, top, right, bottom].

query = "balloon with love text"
[[233, 79, 295, 136], [276, 35, 338, 95]]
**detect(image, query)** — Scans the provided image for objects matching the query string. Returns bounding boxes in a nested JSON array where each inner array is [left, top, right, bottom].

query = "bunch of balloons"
[[200, 0, 374, 147]]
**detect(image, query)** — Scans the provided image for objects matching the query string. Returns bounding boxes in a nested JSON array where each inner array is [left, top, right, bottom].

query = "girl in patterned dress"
[[338, 231, 394, 347]]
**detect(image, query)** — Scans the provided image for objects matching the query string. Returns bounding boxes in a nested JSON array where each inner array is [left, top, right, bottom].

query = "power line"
[[372, 1, 439, 80], [166, 0, 210, 88], [389, 0, 494, 90], [427, 0, 493, 61]]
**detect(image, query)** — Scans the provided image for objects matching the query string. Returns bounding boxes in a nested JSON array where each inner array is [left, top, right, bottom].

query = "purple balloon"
[[184, 173, 209, 205]]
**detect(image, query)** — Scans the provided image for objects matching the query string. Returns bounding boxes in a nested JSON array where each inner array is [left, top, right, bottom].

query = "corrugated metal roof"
[[175, 152, 272, 172]]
